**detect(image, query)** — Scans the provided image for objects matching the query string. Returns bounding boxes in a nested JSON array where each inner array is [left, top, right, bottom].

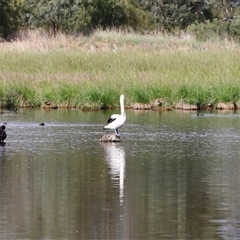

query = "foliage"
[[0, 0, 22, 39], [21, 0, 150, 36], [140, 0, 214, 32], [2, 82, 38, 107], [211, 84, 240, 103], [189, 19, 240, 41], [1, 0, 240, 39], [127, 82, 151, 104], [22, 0, 90, 36], [175, 84, 210, 107]]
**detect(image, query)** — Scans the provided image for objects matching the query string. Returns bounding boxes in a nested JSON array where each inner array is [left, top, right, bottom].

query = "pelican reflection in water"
[[101, 143, 126, 205]]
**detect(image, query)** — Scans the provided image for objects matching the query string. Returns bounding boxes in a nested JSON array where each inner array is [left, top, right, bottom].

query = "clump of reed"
[[0, 30, 240, 109]]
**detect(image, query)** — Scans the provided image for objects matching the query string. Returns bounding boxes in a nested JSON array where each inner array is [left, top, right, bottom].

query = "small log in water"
[[98, 134, 121, 142]]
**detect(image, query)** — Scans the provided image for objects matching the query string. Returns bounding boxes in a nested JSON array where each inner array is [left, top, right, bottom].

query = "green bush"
[[189, 19, 240, 41]]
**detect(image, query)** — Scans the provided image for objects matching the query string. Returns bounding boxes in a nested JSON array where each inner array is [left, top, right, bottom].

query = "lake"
[[0, 108, 240, 239]]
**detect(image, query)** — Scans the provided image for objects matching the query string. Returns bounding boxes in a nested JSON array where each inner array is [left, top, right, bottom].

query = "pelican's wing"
[[107, 117, 116, 124]]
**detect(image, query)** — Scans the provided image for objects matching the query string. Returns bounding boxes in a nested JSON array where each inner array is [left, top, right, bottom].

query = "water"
[[1, 109, 240, 239]]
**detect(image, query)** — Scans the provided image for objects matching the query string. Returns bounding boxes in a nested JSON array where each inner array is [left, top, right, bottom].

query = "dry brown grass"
[[1, 29, 240, 53]]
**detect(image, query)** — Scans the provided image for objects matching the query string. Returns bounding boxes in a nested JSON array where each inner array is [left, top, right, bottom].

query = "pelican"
[[103, 95, 126, 138]]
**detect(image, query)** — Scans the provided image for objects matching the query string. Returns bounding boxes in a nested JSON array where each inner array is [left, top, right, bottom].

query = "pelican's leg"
[[114, 129, 121, 138]]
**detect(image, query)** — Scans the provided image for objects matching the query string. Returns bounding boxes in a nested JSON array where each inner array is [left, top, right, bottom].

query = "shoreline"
[[1, 99, 237, 112]]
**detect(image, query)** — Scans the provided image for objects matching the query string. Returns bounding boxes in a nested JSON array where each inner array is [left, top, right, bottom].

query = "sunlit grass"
[[0, 30, 240, 108]]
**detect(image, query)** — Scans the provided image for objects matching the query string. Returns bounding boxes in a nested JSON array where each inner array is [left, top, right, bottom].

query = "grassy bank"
[[0, 30, 240, 110]]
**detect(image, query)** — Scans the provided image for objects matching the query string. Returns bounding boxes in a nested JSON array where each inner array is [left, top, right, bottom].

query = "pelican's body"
[[103, 95, 126, 137]]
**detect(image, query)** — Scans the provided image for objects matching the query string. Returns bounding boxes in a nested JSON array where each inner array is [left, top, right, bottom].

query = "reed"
[[0, 30, 240, 109]]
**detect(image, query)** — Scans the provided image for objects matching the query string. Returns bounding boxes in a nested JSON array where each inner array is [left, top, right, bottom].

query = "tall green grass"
[[0, 31, 240, 109]]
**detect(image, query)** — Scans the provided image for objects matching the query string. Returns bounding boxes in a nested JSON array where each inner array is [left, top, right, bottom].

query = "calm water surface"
[[1, 109, 240, 239]]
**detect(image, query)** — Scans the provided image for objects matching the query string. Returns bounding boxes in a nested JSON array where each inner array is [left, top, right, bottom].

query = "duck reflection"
[[101, 143, 126, 205], [0, 142, 6, 156]]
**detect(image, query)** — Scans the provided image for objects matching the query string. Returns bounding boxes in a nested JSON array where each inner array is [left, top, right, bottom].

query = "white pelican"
[[103, 95, 126, 138]]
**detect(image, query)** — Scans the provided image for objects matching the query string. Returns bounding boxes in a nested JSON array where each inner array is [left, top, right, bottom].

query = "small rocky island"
[[98, 134, 121, 142]]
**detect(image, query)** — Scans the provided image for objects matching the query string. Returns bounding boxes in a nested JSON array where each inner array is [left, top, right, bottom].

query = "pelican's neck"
[[120, 97, 126, 118]]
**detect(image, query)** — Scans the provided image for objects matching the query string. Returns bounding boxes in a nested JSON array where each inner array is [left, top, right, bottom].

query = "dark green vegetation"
[[1, 0, 240, 40]]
